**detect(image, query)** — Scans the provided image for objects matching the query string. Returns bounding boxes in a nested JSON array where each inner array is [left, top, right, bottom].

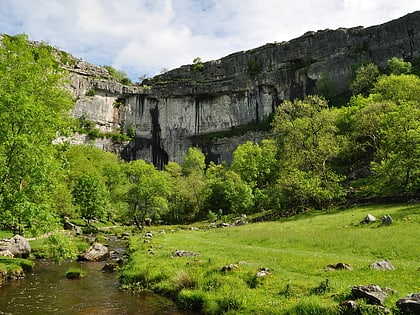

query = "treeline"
[[0, 34, 419, 235]]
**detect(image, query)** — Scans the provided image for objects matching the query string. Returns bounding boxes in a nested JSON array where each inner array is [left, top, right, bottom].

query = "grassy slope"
[[121, 203, 420, 314]]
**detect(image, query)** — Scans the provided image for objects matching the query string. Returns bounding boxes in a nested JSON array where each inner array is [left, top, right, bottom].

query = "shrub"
[[86, 88, 95, 96]]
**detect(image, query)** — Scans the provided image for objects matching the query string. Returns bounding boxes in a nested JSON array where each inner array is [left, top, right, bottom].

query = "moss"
[[66, 267, 86, 279]]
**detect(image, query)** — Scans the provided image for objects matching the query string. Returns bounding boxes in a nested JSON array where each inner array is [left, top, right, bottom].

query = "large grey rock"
[[396, 293, 420, 314], [79, 243, 109, 261], [0, 235, 31, 258], [351, 284, 387, 305], [370, 260, 395, 270]]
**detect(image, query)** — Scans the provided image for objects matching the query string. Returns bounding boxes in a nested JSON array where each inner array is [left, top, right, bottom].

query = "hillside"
[[121, 203, 420, 314]]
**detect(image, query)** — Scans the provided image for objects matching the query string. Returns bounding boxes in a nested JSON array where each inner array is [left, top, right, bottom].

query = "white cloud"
[[0, 0, 418, 81]]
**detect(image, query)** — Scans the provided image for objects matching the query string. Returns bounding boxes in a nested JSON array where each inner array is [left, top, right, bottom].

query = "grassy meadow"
[[120, 203, 420, 314]]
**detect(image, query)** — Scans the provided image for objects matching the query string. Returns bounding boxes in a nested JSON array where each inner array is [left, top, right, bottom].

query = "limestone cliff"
[[66, 11, 420, 166]]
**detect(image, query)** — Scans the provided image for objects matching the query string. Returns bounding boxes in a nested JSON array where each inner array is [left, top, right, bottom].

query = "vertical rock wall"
[[65, 11, 420, 166]]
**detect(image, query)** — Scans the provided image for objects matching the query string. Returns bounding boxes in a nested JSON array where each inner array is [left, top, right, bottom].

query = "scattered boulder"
[[79, 243, 109, 261], [0, 235, 31, 258], [143, 232, 153, 239], [327, 262, 353, 270], [339, 300, 359, 314], [396, 293, 420, 314], [381, 215, 393, 225], [189, 227, 199, 231], [221, 264, 238, 272], [351, 284, 387, 305], [216, 222, 230, 228], [256, 267, 270, 277], [362, 214, 376, 224], [172, 250, 199, 257], [370, 260, 395, 270], [121, 232, 131, 238]]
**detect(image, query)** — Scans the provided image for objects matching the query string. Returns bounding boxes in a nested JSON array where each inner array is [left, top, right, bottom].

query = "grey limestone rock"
[[0, 235, 31, 258], [396, 293, 420, 314]]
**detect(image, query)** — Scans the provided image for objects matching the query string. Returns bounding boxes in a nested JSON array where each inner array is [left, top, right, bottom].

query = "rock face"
[[64, 11, 420, 167], [0, 235, 31, 258]]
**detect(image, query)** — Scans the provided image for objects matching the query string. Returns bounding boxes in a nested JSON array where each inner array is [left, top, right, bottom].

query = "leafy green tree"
[[272, 95, 346, 211], [72, 174, 108, 225], [203, 163, 254, 216], [387, 57, 412, 75], [231, 140, 278, 210], [0, 34, 73, 235], [371, 103, 420, 195], [60, 145, 127, 221], [182, 147, 206, 176], [373, 74, 420, 104], [124, 160, 171, 230], [349, 62, 380, 96]]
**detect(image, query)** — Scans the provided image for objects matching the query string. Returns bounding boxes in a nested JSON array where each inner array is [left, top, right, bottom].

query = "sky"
[[0, 1, 418, 81]]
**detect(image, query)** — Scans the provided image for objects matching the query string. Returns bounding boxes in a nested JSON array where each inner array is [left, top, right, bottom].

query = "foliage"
[[124, 160, 171, 229], [192, 57, 204, 72], [387, 57, 412, 75], [349, 62, 380, 96], [272, 95, 346, 211], [103, 65, 132, 84], [0, 34, 73, 235], [203, 163, 254, 215], [72, 174, 109, 225]]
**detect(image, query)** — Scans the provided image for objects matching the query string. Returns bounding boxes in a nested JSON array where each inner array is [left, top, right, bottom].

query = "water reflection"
[[0, 261, 192, 315]]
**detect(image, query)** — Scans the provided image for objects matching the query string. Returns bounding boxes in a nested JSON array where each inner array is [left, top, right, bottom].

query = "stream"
[[0, 260, 194, 315]]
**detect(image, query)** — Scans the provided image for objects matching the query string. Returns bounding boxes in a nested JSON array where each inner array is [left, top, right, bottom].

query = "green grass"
[[120, 203, 420, 314]]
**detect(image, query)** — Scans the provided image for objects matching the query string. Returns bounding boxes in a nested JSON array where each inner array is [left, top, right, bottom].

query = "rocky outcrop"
[[0, 235, 31, 258], [64, 11, 420, 167]]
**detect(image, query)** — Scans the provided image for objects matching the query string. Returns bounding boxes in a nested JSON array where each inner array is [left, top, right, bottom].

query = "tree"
[[124, 160, 171, 230], [182, 147, 206, 176], [272, 95, 346, 210], [373, 74, 420, 104], [0, 34, 73, 235], [387, 57, 412, 75], [203, 163, 254, 216], [72, 174, 108, 225], [349, 62, 380, 96], [371, 103, 420, 195]]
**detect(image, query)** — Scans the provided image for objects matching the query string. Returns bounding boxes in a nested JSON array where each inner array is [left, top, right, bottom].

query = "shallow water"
[[0, 260, 191, 315]]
